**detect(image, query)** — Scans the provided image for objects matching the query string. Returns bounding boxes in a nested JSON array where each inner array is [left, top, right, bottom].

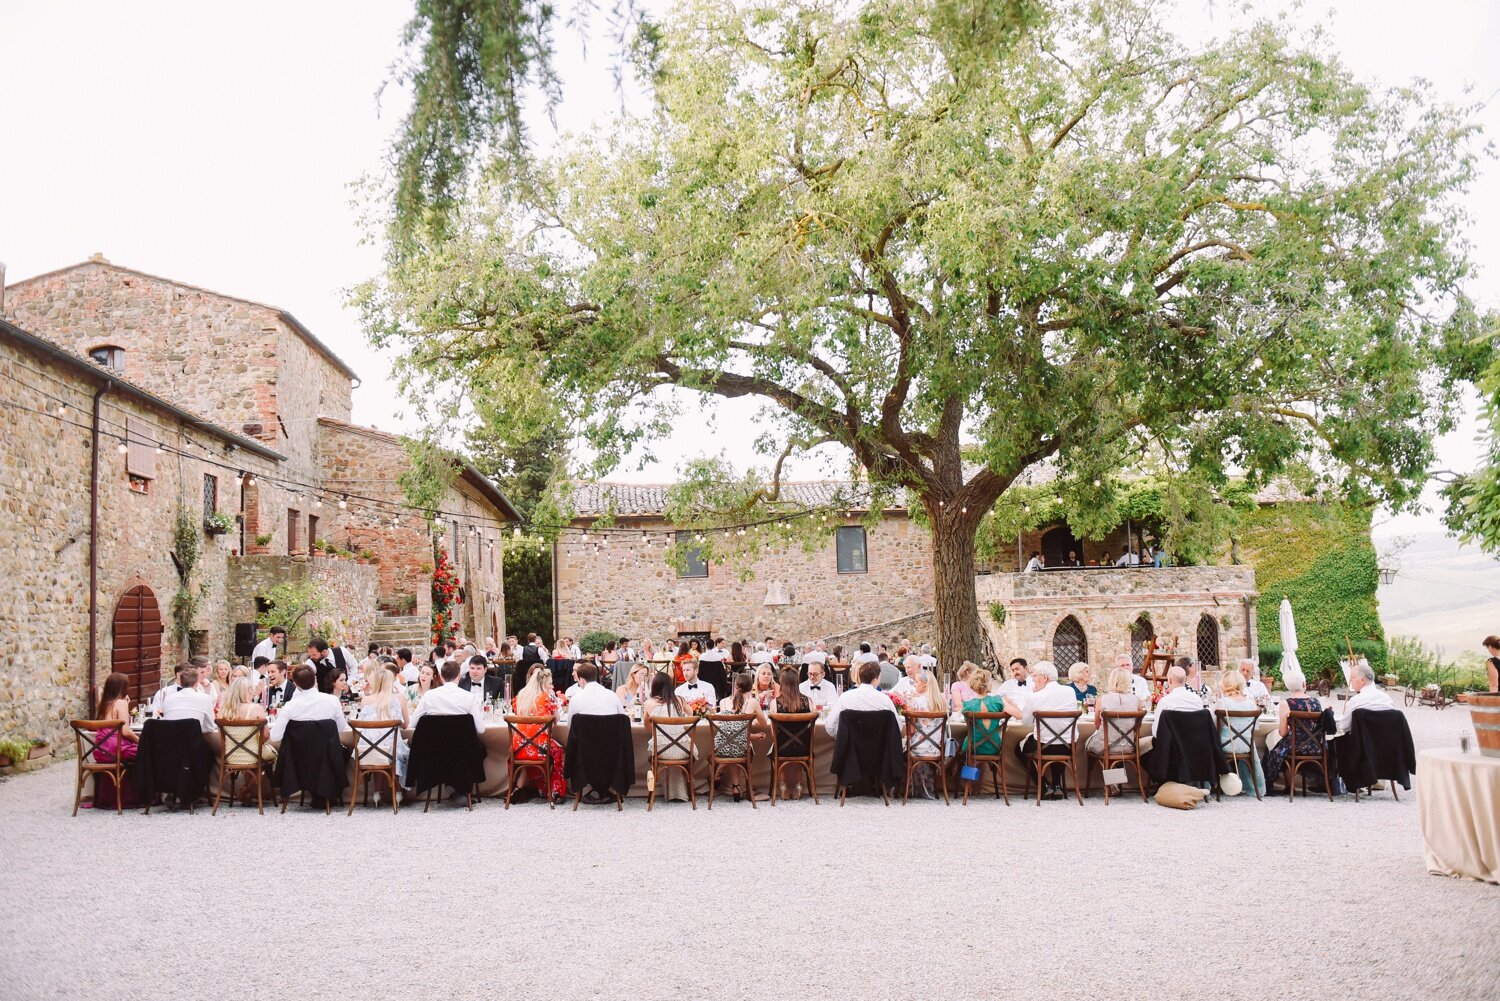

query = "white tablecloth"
[[1418, 748, 1500, 884]]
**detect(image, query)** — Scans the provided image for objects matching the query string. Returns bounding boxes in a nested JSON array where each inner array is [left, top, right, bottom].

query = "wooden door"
[[111, 584, 164, 703]]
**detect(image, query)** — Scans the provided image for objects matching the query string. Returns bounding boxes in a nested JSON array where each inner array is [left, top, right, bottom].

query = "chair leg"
[[572, 789, 583, 811], [687, 764, 697, 811], [747, 763, 756, 810], [212, 761, 226, 815], [348, 771, 358, 815], [256, 769, 265, 815], [1322, 762, 1332, 801], [807, 761, 819, 805], [1070, 763, 1083, 806], [770, 763, 779, 806], [707, 762, 717, 810], [72, 763, 84, 818], [903, 765, 912, 804]]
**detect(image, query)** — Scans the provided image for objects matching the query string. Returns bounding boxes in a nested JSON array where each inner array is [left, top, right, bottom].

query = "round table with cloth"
[[1418, 748, 1500, 884]]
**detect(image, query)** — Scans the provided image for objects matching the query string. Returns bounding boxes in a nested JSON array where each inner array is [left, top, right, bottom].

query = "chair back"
[[1033, 710, 1082, 751], [647, 715, 699, 761], [707, 713, 757, 760], [70, 719, 125, 769], [903, 709, 949, 760], [1098, 710, 1145, 755], [962, 710, 1009, 759], [216, 719, 267, 766], [769, 711, 818, 759], [349, 719, 401, 767], [1216, 709, 1261, 755], [1287, 710, 1326, 756], [504, 714, 556, 763]]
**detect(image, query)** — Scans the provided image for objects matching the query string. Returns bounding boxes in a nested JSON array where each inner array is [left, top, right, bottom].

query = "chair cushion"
[[1155, 781, 1208, 810]]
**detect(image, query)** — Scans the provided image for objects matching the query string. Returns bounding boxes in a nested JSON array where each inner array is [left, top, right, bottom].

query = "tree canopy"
[[362, 0, 1484, 662]]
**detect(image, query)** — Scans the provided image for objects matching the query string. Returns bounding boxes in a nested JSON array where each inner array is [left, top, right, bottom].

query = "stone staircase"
[[370, 614, 430, 652]]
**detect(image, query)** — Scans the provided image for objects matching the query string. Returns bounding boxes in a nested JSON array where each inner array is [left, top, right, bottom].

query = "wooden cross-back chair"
[[503, 714, 557, 810], [960, 711, 1010, 806], [348, 719, 401, 815], [1087, 710, 1147, 805], [70, 719, 127, 817], [1216, 709, 1263, 802], [213, 719, 273, 815], [1030, 710, 1083, 806], [1284, 710, 1332, 802], [706, 713, 759, 809], [646, 715, 701, 811], [768, 712, 820, 805], [902, 709, 951, 805]]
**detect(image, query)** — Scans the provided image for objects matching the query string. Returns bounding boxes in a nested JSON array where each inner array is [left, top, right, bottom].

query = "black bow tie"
[[686, 683, 699, 689]]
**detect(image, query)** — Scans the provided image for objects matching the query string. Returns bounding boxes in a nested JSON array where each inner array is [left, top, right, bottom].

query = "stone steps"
[[370, 613, 430, 650]]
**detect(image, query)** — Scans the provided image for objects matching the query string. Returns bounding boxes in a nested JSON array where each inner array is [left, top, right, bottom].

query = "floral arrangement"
[[431, 548, 462, 644], [686, 696, 713, 718], [1150, 689, 1163, 708], [887, 691, 908, 714]]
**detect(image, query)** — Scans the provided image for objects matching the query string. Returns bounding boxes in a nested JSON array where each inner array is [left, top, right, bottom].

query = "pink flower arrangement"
[[887, 691, 908, 714], [686, 696, 712, 718]]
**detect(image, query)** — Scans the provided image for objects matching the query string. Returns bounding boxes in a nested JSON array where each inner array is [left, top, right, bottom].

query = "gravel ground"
[[1, 701, 1494, 1001]]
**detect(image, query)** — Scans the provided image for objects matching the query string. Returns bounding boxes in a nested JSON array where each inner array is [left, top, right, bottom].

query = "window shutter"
[[125, 417, 155, 479]]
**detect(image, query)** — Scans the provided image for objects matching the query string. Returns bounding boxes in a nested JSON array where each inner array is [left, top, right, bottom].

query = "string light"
[[116, 439, 128, 455], [338, 495, 348, 510]]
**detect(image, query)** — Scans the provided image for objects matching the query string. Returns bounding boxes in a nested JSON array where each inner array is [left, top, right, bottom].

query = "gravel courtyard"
[[1, 702, 1494, 1001]]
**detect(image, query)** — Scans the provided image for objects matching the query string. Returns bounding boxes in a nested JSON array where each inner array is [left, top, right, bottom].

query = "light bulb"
[[338, 495, 348, 509], [116, 440, 128, 455]]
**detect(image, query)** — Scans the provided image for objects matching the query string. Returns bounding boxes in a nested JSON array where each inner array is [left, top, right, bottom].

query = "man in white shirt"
[[1339, 660, 1395, 734], [800, 661, 838, 709], [824, 662, 897, 739], [268, 664, 352, 743], [997, 658, 1032, 699], [569, 664, 624, 715], [1013, 661, 1081, 797], [674, 659, 715, 705], [1118, 653, 1151, 701], [1116, 550, 1141, 567], [802, 641, 828, 667], [748, 642, 776, 666], [149, 663, 190, 714], [1024, 551, 1043, 572], [889, 656, 925, 699], [1153, 666, 1207, 734], [916, 644, 937, 671], [251, 626, 285, 665], [411, 661, 485, 734], [850, 643, 879, 669], [1237, 658, 1269, 701], [699, 639, 727, 665], [617, 639, 637, 662], [396, 647, 418, 684], [159, 666, 217, 735]]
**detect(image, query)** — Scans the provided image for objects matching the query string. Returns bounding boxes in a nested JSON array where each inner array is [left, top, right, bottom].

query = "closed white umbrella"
[[1278, 597, 1300, 682]]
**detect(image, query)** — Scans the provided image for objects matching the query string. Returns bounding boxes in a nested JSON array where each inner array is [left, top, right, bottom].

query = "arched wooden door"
[[111, 584, 164, 703]]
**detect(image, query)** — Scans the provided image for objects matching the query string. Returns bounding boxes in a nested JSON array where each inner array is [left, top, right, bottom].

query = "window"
[[124, 417, 155, 479], [89, 345, 125, 373], [307, 514, 319, 551], [836, 526, 868, 574], [202, 474, 218, 515], [1130, 614, 1155, 672], [287, 508, 300, 554], [1196, 614, 1221, 668], [675, 531, 707, 578], [1052, 615, 1088, 668]]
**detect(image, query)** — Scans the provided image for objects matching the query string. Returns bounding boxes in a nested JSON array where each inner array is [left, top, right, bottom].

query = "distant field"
[[1374, 530, 1500, 658]]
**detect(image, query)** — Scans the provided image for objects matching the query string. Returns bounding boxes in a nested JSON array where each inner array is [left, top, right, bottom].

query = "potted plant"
[[254, 533, 274, 547], [203, 511, 235, 536], [0, 737, 46, 771]]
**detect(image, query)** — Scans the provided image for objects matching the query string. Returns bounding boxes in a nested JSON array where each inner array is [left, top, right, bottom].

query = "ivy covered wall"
[[1237, 503, 1385, 681]]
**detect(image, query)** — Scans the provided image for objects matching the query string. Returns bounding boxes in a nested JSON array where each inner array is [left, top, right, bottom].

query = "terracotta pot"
[[1468, 692, 1500, 758]]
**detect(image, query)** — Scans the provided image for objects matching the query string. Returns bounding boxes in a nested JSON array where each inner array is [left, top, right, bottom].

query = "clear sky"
[[1, 0, 1495, 540]]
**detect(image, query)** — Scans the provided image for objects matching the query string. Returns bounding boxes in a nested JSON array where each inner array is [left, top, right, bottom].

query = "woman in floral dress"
[[512, 664, 566, 802]]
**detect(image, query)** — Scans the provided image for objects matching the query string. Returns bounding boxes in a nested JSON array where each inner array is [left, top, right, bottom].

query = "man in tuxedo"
[[517, 633, 546, 669], [262, 660, 295, 709], [674, 658, 714, 704], [251, 626, 285, 665], [457, 655, 503, 705]]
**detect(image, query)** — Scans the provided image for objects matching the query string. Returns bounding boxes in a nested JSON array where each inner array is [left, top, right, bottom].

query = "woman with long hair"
[[729, 640, 746, 668], [355, 666, 409, 792], [643, 672, 693, 800], [912, 669, 948, 714], [714, 672, 769, 801], [671, 640, 693, 684], [409, 662, 441, 700], [769, 667, 807, 714], [617, 662, 652, 709], [512, 664, 565, 802], [752, 662, 777, 708], [90, 672, 139, 809]]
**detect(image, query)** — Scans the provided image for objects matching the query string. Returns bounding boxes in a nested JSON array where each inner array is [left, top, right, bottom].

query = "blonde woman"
[[219, 677, 276, 790], [905, 669, 950, 799], [947, 661, 981, 707], [512, 663, 565, 801], [1085, 668, 1145, 756], [911, 669, 948, 713], [209, 660, 233, 700], [617, 662, 652, 709], [355, 666, 409, 790]]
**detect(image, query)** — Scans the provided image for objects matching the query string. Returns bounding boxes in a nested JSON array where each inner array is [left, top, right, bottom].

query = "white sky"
[[1, 0, 1495, 538]]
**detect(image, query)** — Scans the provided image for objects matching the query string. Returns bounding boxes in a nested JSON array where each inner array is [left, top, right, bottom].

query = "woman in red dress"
[[512, 664, 567, 802], [671, 641, 695, 685]]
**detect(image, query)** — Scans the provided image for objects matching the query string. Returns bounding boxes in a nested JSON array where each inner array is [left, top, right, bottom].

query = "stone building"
[[554, 482, 934, 645], [0, 258, 515, 747]]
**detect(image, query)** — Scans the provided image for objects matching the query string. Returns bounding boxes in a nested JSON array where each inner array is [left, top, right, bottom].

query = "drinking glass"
[[1459, 729, 1473, 754]]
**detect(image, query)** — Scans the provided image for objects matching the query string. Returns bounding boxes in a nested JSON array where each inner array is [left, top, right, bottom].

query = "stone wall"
[[225, 554, 379, 651], [555, 515, 933, 645], [976, 566, 1258, 668], [820, 610, 938, 654], [0, 333, 278, 749]]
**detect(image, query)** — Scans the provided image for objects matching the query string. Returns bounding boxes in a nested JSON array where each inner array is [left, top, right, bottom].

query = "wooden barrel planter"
[[1469, 693, 1500, 758]]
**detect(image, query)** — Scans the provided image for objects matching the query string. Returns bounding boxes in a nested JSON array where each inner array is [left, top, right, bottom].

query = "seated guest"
[[511, 664, 566, 802], [889, 655, 925, 699], [409, 662, 442, 700], [1085, 668, 1147, 757], [799, 660, 838, 709], [947, 661, 980, 708], [568, 663, 623, 715], [149, 662, 190, 714], [1177, 657, 1210, 701], [824, 661, 898, 739], [1237, 658, 1269, 700], [1340, 660, 1395, 733], [769, 667, 809, 715], [674, 658, 715, 705], [642, 672, 694, 801], [727, 640, 746, 667], [161, 666, 219, 737], [1024, 551, 1043, 572], [850, 642, 879, 669], [327, 668, 351, 703], [908, 669, 948, 714], [1215, 671, 1264, 796], [715, 673, 770, 800], [599, 641, 620, 669], [752, 663, 778, 708], [1486, 635, 1500, 692], [959, 668, 1021, 756], [997, 658, 1031, 698], [1262, 667, 1322, 787], [411, 660, 484, 734], [261, 659, 295, 709], [875, 654, 901, 691], [395, 648, 418, 684], [360, 663, 411, 727], [457, 655, 503, 704], [1013, 661, 1081, 797], [617, 663, 652, 709], [1120, 653, 1152, 701], [268, 665, 350, 742], [1064, 662, 1098, 703], [1152, 666, 1204, 734], [91, 671, 140, 809]]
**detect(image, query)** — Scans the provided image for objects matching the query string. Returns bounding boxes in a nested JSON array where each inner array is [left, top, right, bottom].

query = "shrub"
[[254, 533, 274, 547], [579, 630, 619, 655]]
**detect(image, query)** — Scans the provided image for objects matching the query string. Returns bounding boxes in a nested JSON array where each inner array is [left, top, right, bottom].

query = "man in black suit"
[[261, 659, 295, 708], [457, 655, 504, 704]]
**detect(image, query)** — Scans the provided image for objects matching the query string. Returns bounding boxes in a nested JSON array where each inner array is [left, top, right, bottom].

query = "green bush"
[[1257, 644, 1282, 671], [502, 539, 553, 641], [578, 630, 619, 655]]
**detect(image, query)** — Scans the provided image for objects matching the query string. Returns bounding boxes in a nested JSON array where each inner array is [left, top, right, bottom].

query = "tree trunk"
[[927, 504, 990, 669]]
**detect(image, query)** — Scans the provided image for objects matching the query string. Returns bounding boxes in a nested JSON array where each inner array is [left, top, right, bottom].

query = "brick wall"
[[555, 515, 933, 645], [224, 554, 379, 650]]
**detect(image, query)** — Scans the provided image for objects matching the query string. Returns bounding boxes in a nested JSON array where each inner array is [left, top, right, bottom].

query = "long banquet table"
[[411, 713, 1279, 801]]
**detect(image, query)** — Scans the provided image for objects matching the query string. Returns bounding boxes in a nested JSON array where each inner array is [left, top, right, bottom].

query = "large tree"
[[362, 0, 1481, 664]]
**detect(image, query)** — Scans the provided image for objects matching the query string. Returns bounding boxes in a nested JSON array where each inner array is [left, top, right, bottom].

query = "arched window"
[[1052, 615, 1088, 668], [1196, 614, 1221, 668], [1130, 614, 1155, 671], [89, 345, 125, 373]]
